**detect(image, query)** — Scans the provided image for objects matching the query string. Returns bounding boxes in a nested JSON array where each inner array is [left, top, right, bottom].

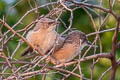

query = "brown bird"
[[50, 30, 92, 64], [21, 17, 59, 56]]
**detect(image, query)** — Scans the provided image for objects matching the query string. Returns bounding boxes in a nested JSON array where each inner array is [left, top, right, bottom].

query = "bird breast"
[[26, 29, 57, 54], [52, 43, 79, 63]]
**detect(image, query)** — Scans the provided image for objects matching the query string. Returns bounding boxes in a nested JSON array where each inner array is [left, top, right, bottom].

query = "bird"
[[50, 30, 92, 64], [21, 17, 59, 56]]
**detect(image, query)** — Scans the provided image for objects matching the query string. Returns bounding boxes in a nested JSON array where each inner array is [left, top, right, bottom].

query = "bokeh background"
[[0, 0, 120, 80]]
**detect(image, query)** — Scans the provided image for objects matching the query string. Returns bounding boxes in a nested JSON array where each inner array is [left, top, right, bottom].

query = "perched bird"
[[21, 17, 59, 56], [50, 30, 92, 64]]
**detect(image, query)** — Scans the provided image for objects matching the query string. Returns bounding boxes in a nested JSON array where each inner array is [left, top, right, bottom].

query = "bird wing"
[[54, 36, 66, 52]]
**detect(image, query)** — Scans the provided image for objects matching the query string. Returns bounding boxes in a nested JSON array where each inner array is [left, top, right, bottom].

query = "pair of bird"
[[21, 17, 91, 65]]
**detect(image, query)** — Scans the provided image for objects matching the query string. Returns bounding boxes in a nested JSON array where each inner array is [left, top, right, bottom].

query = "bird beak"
[[86, 41, 92, 45], [86, 41, 98, 48]]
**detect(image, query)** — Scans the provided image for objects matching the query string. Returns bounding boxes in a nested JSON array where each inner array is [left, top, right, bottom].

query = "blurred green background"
[[0, 0, 120, 80]]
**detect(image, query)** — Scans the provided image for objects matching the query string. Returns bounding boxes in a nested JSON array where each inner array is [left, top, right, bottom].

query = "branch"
[[5, 66, 82, 80], [0, 53, 111, 66], [67, 0, 119, 20], [55, 53, 111, 68], [110, 17, 120, 80]]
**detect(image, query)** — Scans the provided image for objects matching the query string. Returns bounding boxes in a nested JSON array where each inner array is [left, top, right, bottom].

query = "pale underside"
[[26, 29, 57, 54], [52, 43, 80, 63]]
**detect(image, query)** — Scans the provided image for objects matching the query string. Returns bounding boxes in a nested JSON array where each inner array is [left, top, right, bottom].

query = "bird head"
[[66, 30, 92, 48], [33, 17, 59, 31]]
